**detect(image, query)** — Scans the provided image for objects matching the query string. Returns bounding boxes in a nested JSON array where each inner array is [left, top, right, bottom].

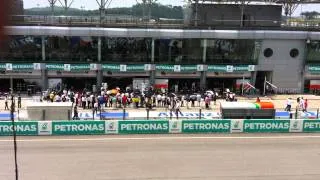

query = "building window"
[[290, 48, 299, 58], [264, 48, 273, 58]]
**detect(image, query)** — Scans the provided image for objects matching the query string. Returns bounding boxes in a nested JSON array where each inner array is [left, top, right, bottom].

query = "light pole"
[[81, 6, 85, 17], [10, 95, 18, 180]]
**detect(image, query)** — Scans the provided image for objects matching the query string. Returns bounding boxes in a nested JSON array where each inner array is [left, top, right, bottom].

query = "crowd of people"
[[285, 96, 309, 112], [42, 87, 225, 116]]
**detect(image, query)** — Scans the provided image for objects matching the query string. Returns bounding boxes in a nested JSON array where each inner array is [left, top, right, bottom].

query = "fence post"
[[176, 111, 179, 120], [92, 109, 95, 120], [68, 110, 71, 121], [170, 110, 172, 120], [317, 108, 319, 119], [295, 108, 298, 119], [42, 109, 46, 121], [123, 108, 126, 120], [199, 109, 202, 120]]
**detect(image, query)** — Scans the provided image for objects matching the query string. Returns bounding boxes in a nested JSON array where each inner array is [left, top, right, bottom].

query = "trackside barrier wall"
[[1, 119, 320, 135]]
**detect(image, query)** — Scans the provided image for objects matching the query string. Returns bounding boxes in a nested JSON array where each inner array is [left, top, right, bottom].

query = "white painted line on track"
[[1, 135, 320, 142]]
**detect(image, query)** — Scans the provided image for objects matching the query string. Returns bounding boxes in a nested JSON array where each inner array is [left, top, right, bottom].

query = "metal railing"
[[9, 15, 320, 30]]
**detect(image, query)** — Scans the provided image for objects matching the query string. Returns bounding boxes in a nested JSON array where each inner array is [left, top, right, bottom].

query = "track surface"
[[1, 134, 320, 180]]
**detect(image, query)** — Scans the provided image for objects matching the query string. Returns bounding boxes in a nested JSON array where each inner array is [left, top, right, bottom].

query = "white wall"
[[258, 39, 305, 92]]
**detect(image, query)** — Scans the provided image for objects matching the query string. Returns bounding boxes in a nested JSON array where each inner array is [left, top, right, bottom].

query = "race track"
[[1, 134, 320, 180]]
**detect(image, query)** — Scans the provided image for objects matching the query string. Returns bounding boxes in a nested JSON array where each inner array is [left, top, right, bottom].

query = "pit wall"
[[1, 119, 320, 136]]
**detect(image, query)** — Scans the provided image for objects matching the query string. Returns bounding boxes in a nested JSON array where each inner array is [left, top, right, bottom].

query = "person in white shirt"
[[161, 95, 166, 107], [196, 94, 201, 107], [4, 96, 8, 110], [285, 98, 292, 112], [81, 96, 86, 109], [299, 97, 305, 111], [63, 89, 67, 96], [175, 99, 182, 118], [157, 94, 162, 107], [181, 95, 185, 107]]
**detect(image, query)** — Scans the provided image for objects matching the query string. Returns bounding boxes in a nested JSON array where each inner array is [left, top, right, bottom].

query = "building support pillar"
[[200, 39, 207, 91], [149, 39, 156, 87], [41, 69, 48, 91], [250, 71, 257, 94], [97, 37, 103, 91], [41, 36, 48, 91], [200, 71, 207, 92]]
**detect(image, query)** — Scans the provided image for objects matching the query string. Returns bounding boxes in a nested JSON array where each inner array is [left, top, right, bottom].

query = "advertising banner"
[[0, 121, 38, 136], [208, 65, 255, 72], [102, 64, 120, 72], [38, 121, 52, 135], [231, 119, 244, 133], [126, 65, 145, 72], [303, 120, 320, 132], [46, 64, 90, 71], [118, 120, 169, 134], [243, 120, 290, 133], [105, 120, 119, 134], [182, 120, 231, 133], [52, 121, 105, 135]]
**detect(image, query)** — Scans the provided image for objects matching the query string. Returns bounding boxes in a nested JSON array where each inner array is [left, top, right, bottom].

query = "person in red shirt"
[[304, 99, 308, 112], [122, 95, 128, 108]]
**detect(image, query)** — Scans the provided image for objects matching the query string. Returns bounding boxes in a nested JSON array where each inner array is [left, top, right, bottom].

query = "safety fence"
[[1, 119, 320, 136]]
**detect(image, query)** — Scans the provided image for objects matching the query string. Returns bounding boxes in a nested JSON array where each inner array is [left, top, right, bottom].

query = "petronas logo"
[[233, 121, 240, 129], [6, 63, 12, 71], [172, 121, 178, 129], [109, 122, 115, 130], [293, 121, 298, 129], [41, 123, 48, 131], [120, 65, 127, 72], [174, 65, 181, 72], [226, 65, 234, 72]]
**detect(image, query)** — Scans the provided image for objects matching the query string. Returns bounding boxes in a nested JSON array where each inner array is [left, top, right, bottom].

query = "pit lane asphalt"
[[1, 134, 320, 180]]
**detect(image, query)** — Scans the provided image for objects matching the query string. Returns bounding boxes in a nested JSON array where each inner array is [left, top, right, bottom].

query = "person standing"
[[17, 94, 21, 109], [196, 94, 201, 107], [181, 95, 185, 107], [175, 99, 182, 118], [304, 99, 308, 112], [213, 92, 217, 105], [157, 94, 162, 107], [285, 98, 292, 112], [93, 100, 98, 115], [122, 94, 128, 108], [81, 95, 86, 109], [4, 96, 8, 110], [205, 96, 210, 109], [161, 94, 166, 107], [75, 92, 79, 107], [256, 97, 260, 102], [73, 106, 79, 120], [299, 97, 305, 111]]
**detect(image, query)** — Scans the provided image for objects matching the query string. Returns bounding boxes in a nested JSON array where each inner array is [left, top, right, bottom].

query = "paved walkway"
[[0, 94, 319, 112]]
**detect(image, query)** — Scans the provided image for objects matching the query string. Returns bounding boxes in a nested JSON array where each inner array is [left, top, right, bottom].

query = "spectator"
[[285, 98, 292, 112], [17, 94, 21, 109], [4, 96, 8, 110], [73, 106, 79, 120], [304, 99, 308, 112]]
